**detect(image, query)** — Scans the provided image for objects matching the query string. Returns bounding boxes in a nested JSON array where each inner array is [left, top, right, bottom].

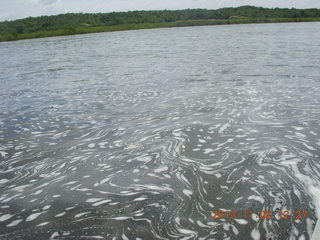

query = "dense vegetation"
[[0, 6, 320, 42]]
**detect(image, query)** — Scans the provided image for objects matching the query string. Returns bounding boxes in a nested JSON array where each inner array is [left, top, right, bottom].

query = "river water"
[[0, 22, 320, 240]]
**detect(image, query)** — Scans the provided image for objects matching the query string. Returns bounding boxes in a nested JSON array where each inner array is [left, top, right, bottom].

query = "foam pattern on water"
[[0, 22, 320, 239]]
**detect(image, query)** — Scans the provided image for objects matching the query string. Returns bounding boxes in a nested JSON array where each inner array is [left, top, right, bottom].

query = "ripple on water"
[[1, 22, 320, 239]]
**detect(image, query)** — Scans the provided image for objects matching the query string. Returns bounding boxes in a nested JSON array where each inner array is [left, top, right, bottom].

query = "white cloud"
[[22, 0, 59, 4]]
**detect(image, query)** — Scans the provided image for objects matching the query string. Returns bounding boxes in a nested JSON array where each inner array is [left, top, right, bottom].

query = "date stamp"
[[211, 210, 308, 220]]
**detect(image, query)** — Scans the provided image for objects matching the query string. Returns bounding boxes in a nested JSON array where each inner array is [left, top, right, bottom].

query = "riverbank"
[[1, 17, 319, 42]]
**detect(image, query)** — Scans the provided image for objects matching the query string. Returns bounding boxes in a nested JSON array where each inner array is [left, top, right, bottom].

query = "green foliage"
[[0, 6, 319, 42], [62, 26, 76, 34]]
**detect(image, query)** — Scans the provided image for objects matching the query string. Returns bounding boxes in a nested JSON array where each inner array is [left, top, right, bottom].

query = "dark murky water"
[[1, 22, 320, 240]]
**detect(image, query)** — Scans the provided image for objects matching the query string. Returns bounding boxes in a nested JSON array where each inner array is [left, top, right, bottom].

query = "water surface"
[[1, 22, 320, 239]]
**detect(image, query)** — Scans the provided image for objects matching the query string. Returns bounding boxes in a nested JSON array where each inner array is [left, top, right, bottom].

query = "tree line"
[[0, 6, 319, 41]]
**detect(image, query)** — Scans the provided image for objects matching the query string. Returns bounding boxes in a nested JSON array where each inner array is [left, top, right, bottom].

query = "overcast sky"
[[1, 0, 320, 21]]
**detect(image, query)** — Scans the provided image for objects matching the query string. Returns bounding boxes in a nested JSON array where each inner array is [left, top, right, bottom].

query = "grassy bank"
[[0, 17, 319, 42]]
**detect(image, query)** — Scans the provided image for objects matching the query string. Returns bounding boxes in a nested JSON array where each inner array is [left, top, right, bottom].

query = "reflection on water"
[[0, 22, 320, 239]]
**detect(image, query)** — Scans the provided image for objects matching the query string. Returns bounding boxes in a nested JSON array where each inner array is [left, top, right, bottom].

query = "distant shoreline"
[[1, 6, 320, 42], [1, 18, 320, 42]]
